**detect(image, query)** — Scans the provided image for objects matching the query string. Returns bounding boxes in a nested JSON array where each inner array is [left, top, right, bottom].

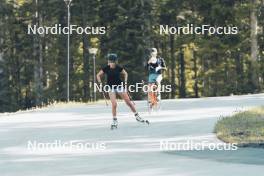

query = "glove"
[[155, 66, 162, 72], [124, 82, 128, 90]]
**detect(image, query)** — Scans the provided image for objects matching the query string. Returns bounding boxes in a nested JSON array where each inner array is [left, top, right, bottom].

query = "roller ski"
[[135, 113, 150, 125], [111, 118, 118, 130]]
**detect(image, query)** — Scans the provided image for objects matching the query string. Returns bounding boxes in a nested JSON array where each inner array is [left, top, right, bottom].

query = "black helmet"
[[107, 53, 118, 62]]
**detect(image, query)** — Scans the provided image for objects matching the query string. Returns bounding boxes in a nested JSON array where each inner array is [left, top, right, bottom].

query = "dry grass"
[[0, 100, 109, 116], [214, 107, 264, 147]]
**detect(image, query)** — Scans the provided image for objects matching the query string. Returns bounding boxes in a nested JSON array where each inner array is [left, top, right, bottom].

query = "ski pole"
[[101, 90, 108, 106], [127, 91, 135, 105], [96, 82, 108, 106], [98, 82, 108, 106]]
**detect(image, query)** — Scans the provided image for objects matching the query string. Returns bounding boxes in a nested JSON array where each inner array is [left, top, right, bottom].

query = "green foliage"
[[0, 0, 263, 112]]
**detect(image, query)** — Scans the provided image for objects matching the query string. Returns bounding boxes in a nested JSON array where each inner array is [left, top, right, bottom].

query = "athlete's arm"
[[160, 58, 167, 70], [121, 69, 128, 83], [96, 70, 104, 83]]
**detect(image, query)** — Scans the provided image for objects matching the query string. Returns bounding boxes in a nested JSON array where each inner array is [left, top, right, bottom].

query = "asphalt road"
[[0, 94, 264, 176]]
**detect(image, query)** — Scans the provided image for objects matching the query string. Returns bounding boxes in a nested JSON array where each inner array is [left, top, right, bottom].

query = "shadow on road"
[[165, 147, 264, 165]]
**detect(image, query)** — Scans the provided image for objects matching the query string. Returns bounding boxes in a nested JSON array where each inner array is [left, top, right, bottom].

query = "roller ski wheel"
[[111, 119, 118, 130], [135, 113, 150, 125]]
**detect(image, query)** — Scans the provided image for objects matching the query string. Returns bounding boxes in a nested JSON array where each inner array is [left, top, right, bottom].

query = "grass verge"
[[214, 107, 264, 147]]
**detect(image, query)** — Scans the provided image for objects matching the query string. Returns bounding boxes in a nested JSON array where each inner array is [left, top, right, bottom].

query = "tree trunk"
[[250, 0, 259, 91], [33, 0, 43, 106], [170, 34, 176, 98], [179, 48, 186, 98], [234, 50, 244, 93], [202, 57, 209, 97], [82, 5, 90, 102], [57, 11, 67, 101], [193, 50, 198, 98], [251, 0, 258, 61], [38, 13, 44, 103]]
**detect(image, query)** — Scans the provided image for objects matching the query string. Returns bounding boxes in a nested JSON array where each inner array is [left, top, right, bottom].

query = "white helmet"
[[150, 48, 157, 56]]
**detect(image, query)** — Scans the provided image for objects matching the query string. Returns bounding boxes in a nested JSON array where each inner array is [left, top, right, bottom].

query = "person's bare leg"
[[108, 92, 117, 118], [156, 75, 162, 101], [148, 83, 156, 107], [118, 92, 136, 113]]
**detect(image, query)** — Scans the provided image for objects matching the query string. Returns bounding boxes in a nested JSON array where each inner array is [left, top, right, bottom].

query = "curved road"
[[0, 94, 264, 176]]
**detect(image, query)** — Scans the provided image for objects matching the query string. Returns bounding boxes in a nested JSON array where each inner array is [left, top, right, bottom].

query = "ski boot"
[[111, 118, 118, 130], [135, 113, 150, 125]]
